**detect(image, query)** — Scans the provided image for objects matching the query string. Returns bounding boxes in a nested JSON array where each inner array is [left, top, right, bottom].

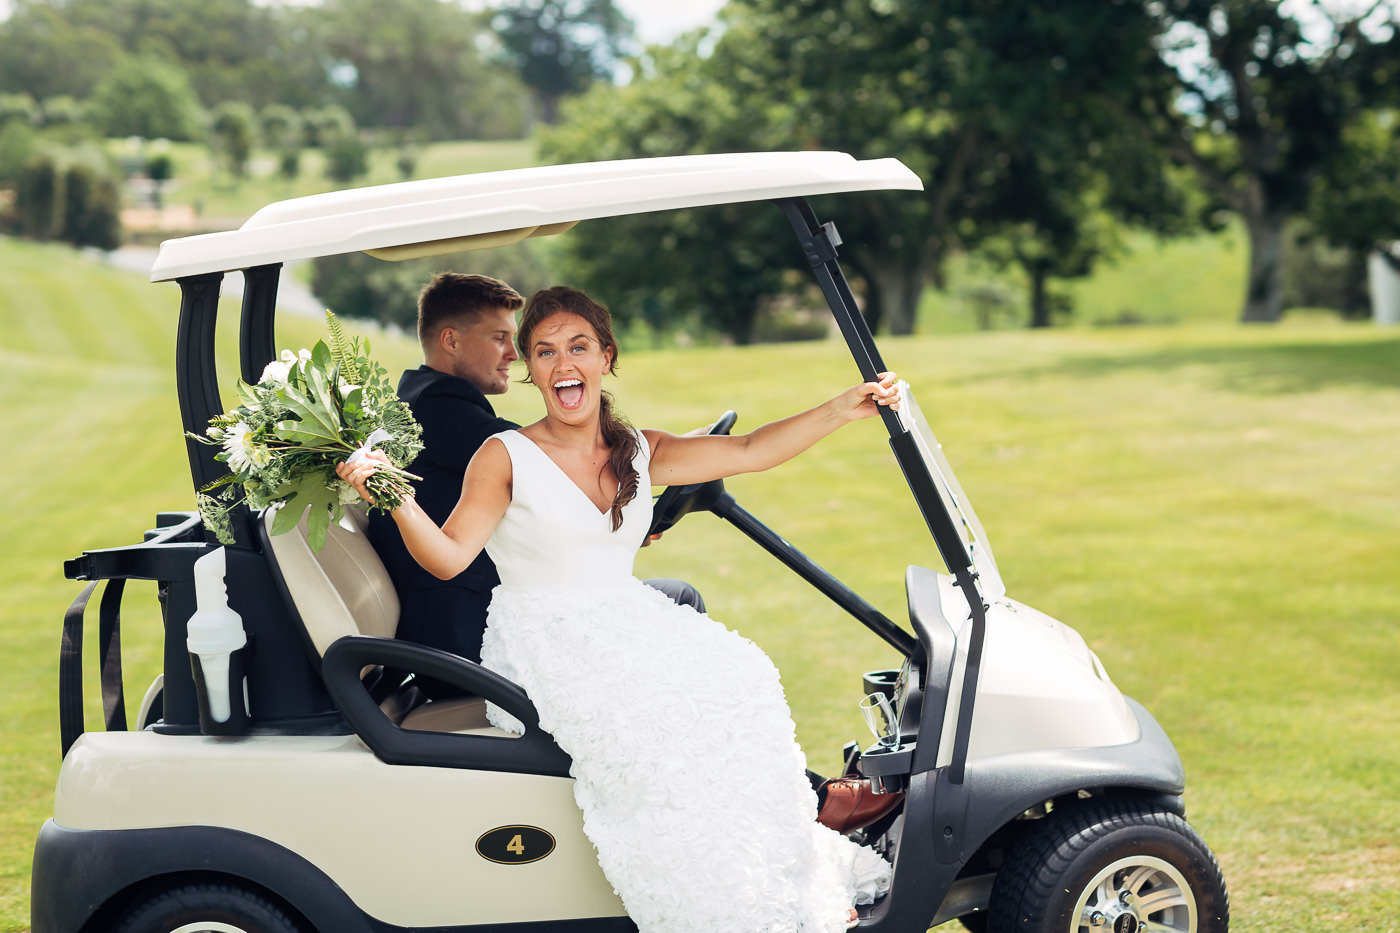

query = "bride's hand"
[[335, 449, 391, 504], [843, 371, 901, 421]]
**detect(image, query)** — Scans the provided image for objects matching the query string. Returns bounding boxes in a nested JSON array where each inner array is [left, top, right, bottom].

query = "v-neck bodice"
[[485, 429, 654, 591]]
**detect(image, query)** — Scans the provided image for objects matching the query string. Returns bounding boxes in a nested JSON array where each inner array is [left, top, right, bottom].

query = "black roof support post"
[[175, 272, 255, 547], [776, 196, 992, 913], [240, 264, 282, 385], [176, 272, 225, 500]]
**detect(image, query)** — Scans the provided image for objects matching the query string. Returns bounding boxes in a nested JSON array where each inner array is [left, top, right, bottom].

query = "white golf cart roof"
[[150, 151, 922, 282]]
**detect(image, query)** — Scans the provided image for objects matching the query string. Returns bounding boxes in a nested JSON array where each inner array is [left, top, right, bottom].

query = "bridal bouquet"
[[191, 311, 422, 551]]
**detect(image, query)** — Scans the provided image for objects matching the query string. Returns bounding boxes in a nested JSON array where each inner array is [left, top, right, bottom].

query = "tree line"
[[541, 0, 1400, 339], [2, 0, 1398, 338]]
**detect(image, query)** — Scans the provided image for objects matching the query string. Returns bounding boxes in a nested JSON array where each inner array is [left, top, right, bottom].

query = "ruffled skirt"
[[480, 578, 890, 933]]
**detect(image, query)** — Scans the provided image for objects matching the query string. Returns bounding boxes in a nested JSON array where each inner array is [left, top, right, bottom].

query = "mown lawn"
[[1, 235, 1397, 931]]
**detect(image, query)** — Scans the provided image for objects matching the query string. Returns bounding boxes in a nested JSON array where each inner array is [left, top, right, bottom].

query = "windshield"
[[895, 381, 1007, 601]]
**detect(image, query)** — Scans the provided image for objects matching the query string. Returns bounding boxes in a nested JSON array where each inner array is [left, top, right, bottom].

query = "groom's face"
[[446, 305, 519, 395]]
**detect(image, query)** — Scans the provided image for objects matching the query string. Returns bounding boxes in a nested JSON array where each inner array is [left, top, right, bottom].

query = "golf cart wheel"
[[987, 798, 1228, 933], [113, 881, 305, 933]]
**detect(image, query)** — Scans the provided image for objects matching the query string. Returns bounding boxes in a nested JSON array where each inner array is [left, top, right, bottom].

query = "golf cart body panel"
[[38, 151, 1220, 933], [50, 732, 628, 929]]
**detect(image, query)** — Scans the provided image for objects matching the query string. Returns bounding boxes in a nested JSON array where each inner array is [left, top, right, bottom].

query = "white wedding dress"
[[479, 428, 891, 933]]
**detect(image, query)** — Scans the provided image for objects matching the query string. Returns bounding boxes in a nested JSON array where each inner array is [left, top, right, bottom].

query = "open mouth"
[[553, 378, 584, 410]]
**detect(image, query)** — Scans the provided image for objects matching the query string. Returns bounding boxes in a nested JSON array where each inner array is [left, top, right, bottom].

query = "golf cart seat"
[[262, 504, 508, 737]]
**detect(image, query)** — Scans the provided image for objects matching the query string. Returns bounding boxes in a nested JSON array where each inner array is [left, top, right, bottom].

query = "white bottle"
[[187, 547, 248, 723]]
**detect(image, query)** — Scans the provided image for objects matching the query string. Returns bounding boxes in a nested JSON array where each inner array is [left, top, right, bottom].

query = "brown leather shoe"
[[817, 777, 903, 833]]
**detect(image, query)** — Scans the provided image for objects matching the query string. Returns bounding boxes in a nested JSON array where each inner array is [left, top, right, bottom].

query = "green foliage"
[[0, 0, 319, 110], [1307, 109, 1400, 261], [315, 0, 529, 139], [59, 156, 122, 250], [310, 242, 554, 331], [11, 143, 123, 249], [277, 147, 301, 182], [89, 55, 204, 142], [0, 92, 39, 127], [303, 104, 356, 148], [0, 1, 122, 101], [1136, 0, 1400, 321], [493, 0, 635, 124], [209, 100, 257, 179], [13, 150, 62, 240], [189, 318, 423, 551], [322, 134, 369, 184], [39, 95, 87, 128], [0, 120, 37, 185], [259, 103, 303, 150]]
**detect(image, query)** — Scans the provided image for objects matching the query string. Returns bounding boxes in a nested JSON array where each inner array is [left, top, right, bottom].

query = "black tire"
[[113, 882, 306, 933], [987, 798, 1229, 933]]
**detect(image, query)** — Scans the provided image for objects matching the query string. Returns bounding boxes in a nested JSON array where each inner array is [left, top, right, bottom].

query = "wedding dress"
[[479, 428, 891, 933]]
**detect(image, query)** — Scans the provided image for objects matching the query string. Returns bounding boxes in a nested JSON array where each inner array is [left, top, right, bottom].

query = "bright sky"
[[615, 0, 728, 46]]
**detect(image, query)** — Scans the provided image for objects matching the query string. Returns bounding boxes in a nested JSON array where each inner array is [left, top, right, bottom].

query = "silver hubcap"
[[170, 923, 250, 933], [1074, 855, 1197, 933]]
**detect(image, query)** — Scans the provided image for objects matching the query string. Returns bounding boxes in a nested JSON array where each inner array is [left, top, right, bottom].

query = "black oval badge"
[[476, 825, 556, 865]]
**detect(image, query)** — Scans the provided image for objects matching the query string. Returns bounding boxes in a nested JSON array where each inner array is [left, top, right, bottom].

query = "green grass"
[[2, 235, 1398, 931], [920, 224, 1251, 332]]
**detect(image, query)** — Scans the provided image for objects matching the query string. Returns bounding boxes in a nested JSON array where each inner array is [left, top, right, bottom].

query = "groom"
[[368, 272, 702, 668]]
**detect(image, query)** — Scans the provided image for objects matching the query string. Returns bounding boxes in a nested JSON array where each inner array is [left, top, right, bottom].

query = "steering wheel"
[[647, 410, 738, 538]]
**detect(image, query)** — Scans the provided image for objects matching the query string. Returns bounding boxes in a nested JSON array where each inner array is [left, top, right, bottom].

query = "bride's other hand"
[[335, 449, 391, 504], [845, 371, 901, 420]]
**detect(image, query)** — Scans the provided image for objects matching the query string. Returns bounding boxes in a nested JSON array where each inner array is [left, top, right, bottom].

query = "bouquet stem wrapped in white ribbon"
[[190, 311, 422, 551]]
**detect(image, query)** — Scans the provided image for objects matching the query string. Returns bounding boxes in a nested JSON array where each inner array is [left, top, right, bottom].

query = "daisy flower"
[[222, 422, 261, 473]]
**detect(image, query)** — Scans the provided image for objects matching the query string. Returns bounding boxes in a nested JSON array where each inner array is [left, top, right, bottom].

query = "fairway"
[[1, 237, 1397, 931]]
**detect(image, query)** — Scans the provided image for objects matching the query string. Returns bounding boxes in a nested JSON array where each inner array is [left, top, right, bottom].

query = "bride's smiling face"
[[525, 312, 615, 425]]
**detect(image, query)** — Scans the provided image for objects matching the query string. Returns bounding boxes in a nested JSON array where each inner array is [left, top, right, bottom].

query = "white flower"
[[222, 422, 263, 473], [259, 358, 292, 385]]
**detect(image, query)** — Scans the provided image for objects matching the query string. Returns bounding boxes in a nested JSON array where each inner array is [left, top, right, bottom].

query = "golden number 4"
[[507, 834, 526, 856]]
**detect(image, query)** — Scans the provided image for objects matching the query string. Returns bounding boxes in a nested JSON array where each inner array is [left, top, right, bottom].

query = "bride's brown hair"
[[518, 286, 639, 532]]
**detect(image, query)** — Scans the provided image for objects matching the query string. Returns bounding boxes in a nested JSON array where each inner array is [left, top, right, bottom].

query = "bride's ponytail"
[[518, 286, 639, 532], [598, 391, 639, 532]]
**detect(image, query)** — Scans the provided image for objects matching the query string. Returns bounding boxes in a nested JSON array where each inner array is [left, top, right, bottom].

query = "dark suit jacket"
[[367, 366, 516, 663]]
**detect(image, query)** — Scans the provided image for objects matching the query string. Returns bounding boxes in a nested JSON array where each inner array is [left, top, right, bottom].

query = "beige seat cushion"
[[264, 505, 399, 655], [265, 505, 509, 736]]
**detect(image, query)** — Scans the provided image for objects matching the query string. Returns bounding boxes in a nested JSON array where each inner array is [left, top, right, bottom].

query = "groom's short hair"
[[417, 272, 524, 350]]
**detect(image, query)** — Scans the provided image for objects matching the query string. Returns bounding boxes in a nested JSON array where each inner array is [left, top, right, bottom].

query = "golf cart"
[[34, 151, 1228, 933]]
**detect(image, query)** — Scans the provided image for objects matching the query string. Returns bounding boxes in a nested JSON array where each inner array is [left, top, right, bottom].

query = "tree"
[[146, 152, 175, 208], [1308, 108, 1400, 275], [314, 0, 526, 138], [310, 245, 552, 330], [544, 0, 1190, 335], [323, 134, 369, 184], [209, 100, 257, 180], [260, 104, 304, 150], [0, 93, 39, 127], [61, 155, 122, 251], [1130, 0, 1400, 322], [303, 105, 357, 148], [89, 55, 204, 141], [40, 96, 88, 128], [493, 0, 635, 124], [14, 151, 63, 240], [0, 0, 329, 110], [0, 1, 122, 101], [540, 39, 800, 344]]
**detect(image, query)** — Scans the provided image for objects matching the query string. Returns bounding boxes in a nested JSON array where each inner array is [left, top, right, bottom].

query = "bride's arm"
[[645, 373, 900, 486], [336, 438, 512, 580]]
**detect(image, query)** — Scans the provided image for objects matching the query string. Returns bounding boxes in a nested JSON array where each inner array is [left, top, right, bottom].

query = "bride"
[[338, 285, 900, 933]]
